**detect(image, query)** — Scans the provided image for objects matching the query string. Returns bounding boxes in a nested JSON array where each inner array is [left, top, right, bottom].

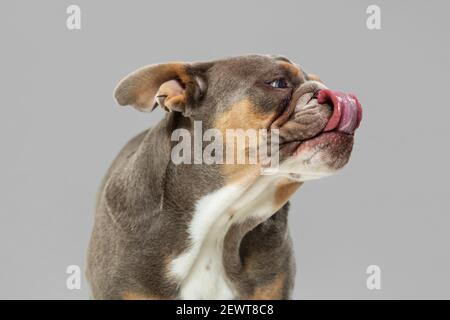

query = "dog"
[[86, 54, 362, 300]]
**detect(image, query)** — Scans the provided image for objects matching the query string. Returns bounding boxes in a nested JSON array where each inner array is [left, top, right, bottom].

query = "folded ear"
[[114, 62, 205, 113]]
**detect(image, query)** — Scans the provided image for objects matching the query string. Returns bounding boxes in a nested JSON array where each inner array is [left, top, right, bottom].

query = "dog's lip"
[[292, 131, 354, 157], [280, 130, 354, 156]]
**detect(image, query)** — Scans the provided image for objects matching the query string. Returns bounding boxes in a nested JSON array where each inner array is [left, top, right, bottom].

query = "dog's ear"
[[114, 62, 207, 114]]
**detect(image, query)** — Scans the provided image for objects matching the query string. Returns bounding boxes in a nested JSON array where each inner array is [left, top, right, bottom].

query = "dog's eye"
[[268, 78, 289, 89]]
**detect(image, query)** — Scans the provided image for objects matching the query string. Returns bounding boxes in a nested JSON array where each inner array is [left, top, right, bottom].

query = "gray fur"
[[87, 55, 353, 299]]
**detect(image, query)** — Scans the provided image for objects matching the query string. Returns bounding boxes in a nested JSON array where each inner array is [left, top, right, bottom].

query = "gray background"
[[1, 0, 449, 299]]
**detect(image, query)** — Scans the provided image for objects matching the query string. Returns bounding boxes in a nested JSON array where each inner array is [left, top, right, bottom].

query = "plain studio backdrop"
[[1, 0, 449, 299]]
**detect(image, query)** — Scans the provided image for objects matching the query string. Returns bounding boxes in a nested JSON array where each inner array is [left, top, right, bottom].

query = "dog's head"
[[114, 55, 362, 183]]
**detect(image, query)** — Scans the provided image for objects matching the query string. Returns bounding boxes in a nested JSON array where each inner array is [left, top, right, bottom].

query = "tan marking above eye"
[[277, 61, 303, 79]]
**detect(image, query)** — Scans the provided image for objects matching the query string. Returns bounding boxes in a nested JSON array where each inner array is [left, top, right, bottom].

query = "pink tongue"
[[317, 89, 363, 134]]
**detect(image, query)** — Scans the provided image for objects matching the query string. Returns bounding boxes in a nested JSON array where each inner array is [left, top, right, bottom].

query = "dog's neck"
[[168, 172, 300, 299], [104, 115, 301, 299]]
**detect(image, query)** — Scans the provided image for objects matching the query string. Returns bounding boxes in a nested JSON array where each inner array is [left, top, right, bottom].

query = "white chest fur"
[[169, 176, 284, 299]]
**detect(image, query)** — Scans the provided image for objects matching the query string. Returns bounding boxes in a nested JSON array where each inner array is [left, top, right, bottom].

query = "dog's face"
[[115, 55, 362, 182]]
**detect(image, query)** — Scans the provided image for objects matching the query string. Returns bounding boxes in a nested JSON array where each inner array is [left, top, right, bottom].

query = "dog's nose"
[[317, 89, 363, 134]]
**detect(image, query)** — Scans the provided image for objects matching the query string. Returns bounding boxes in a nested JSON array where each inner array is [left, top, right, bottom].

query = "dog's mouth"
[[273, 82, 363, 159], [318, 89, 363, 134]]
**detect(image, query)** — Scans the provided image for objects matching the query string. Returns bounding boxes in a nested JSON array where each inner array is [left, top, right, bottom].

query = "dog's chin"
[[278, 131, 354, 181]]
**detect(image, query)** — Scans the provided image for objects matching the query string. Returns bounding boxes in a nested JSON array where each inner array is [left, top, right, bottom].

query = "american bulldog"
[[87, 54, 362, 299]]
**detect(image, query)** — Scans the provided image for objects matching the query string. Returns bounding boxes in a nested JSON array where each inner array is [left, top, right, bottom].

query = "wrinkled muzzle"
[[272, 81, 362, 145]]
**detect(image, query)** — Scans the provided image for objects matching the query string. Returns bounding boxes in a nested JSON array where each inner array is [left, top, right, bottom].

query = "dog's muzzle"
[[272, 81, 363, 146]]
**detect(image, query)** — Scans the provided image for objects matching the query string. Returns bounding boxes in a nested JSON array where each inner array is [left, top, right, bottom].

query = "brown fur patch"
[[122, 292, 165, 300], [274, 180, 302, 207], [165, 94, 187, 111], [215, 99, 275, 183], [246, 273, 287, 300], [277, 61, 302, 78], [215, 98, 274, 131]]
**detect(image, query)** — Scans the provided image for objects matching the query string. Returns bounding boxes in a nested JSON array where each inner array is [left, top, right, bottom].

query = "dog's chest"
[[169, 177, 283, 299]]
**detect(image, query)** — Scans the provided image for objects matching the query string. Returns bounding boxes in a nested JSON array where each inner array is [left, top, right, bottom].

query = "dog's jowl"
[[86, 55, 362, 300]]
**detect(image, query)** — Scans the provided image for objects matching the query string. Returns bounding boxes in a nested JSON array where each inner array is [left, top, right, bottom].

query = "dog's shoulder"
[[102, 129, 149, 185], [94, 129, 150, 205]]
